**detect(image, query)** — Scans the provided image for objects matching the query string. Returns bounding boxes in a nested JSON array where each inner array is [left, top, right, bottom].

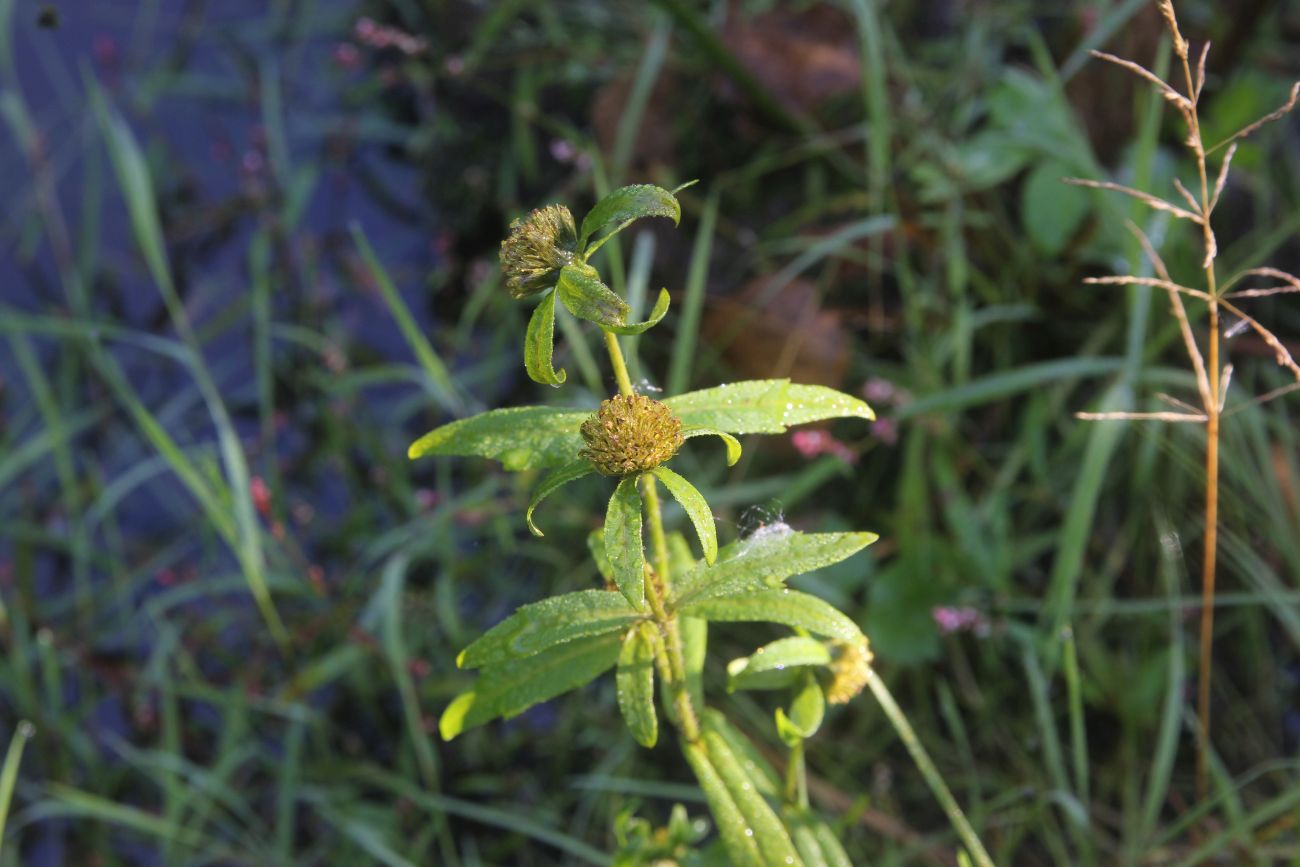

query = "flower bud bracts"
[[580, 394, 684, 477], [500, 204, 578, 298]]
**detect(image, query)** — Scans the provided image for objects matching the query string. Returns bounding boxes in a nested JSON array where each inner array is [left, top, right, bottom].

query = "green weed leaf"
[[616, 623, 659, 748], [727, 636, 830, 692], [526, 459, 593, 536], [440, 634, 621, 740], [681, 426, 742, 466], [682, 590, 863, 643], [776, 673, 825, 745], [651, 467, 717, 565], [606, 476, 647, 610], [665, 380, 874, 434], [557, 262, 630, 329], [524, 290, 566, 386], [673, 531, 877, 607], [787, 809, 853, 867], [408, 407, 585, 471], [1022, 160, 1090, 254], [602, 287, 670, 335], [580, 183, 681, 248], [456, 590, 640, 669]]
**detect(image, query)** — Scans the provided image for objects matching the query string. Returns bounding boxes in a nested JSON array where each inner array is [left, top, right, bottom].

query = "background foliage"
[[1, 0, 1299, 863]]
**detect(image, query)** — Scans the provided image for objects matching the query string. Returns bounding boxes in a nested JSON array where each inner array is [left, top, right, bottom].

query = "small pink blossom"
[[333, 42, 362, 71], [791, 429, 857, 464], [932, 606, 990, 637]]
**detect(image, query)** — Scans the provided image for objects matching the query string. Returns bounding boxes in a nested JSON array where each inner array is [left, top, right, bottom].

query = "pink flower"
[[791, 430, 857, 464]]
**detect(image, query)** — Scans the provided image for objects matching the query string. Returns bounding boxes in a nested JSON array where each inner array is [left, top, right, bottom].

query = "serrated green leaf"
[[524, 290, 566, 386], [407, 407, 585, 471], [606, 476, 646, 610], [526, 459, 593, 536], [557, 262, 630, 329], [602, 287, 670, 335], [665, 380, 874, 434], [699, 727, 803, 866], [681, 426, 742, 466], [617, 623, 658, 748], [457, 590, 639, 669], [673, 531, 877, 608], [727, 637, 830, 693], [651, 467, 717, 565], [440, 634, 621, 740], [580, 183, 681, 248], [683, 590, 863, 643]]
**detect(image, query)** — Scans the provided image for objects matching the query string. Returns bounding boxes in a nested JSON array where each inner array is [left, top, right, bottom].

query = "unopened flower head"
[[580, 393, 683, 477], [500, 204, 578, 298], [826, 638, 872, 704]]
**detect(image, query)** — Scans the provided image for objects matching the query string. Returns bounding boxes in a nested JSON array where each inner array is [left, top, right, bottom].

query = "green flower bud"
[[499, 204, 578, 298], [826, 638, 872, 705], [580, 394, 684, 477]]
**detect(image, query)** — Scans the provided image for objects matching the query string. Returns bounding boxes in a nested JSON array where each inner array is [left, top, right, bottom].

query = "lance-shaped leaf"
[[775, 673, 825, 746], [408, 407, 585, 471], [681, 615, 707, 710], [727, 636, 830, 692], [616, 622, 659, 748], [682, 426, 742, 466], [605, 476, 647, 610], [523, 290, 566, 386], [683, 740, 765, 867], [526, 459, 593, 536], [665, 380, 874, 434], [588, 528, 613, 584], [579, 183, 681, 248], [703, 710, 782, 798], [456, 590, 640, 669], [602, 287, 670, 335], [439, 633, 621, 740], [787, 809, 853, 867], [557, 262, 629, 329], [682, 590, 863, 643], [651, 467, 717, 565], [673, 530, 877, 608]]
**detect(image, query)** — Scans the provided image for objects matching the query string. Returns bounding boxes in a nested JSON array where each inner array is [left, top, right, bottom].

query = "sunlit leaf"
[[407, 407, 585, 471], [727, 636, 830, 692], [580, 183, 681, 248], [682, 590, 863, 643], [602, 287, 670, 335], [606, 476, 647, 610], [673, 531, 877, 607], [616, 623, 658, 748], [775, 673, 825, 745], [524, 290, 566, 386], [557, 262, 629, 329], [456, 590, 640, 669], [651, 467, 717, 565], [702, 710, 781, 798], [787, 809, 852, 867], [681, 426, 742, 466], [440, 634, 621, 740], [665, 380, 874, 434], [681, 615, 707, 710], [526, 459, 593, 536]]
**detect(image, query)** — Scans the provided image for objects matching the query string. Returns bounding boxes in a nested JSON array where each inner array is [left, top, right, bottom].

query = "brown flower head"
[[826, 638, 873, 705], [580, 394, 683, 477], [499, 204, 578, 298]]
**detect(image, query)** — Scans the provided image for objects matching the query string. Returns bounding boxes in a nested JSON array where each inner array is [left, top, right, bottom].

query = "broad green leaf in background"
[[727, 636, 831, 692], [524, 290, 566, 386], [440, 634, 621, 740], [557, 262, 630, 329], [603, 287, 671, 335], [665, 380, 874, 434], [673, 531, 877, 607], [681, 426, 742, 466], [683, 590, 863, 643], [456, 590, 640, 669], [651, 467, 717, 565], [526, 459, 594, 536], [579, 183, 681, 248], [408, 407, 585, 471], [1022, 160, 1091, 254], [616, 623, 659, 748], [606, 476, 647, 610]]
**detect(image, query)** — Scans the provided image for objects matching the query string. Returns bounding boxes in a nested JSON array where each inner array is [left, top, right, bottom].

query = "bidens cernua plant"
[[407, 183, 990, 865]]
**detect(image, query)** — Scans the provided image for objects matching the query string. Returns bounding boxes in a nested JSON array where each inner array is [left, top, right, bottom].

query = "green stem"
[[865, 669, 995, 867], [785, 740, 808, 809], [603, 330, 701, 743]]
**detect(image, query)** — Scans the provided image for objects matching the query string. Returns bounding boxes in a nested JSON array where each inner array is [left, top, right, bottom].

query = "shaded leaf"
[[557, 262, 630, 329], [457, 590, 640, 669], [665, 380, 874, 434], [776, 673, 825, 745], [588, 528, 613, 584], [580, 183, 681, 248], [526, 459, 593, 536], [727, 636, 830, 692], [616, 623, 659, 748], [603, 287, 671, 335], [524, 290, 566, 386], [673, 531, 877, 607], [606, 476, 647, 610], [681, 426, 742, 466], [408, 407, 585, 471], [440, 634, 621, 740], [651, 467, 717, 565], [682, 590, 863, 643], [1022, 160, 1090, 254]]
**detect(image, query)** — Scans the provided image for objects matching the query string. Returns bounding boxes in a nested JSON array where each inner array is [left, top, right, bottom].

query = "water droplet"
[[744, 828, 754, 837]]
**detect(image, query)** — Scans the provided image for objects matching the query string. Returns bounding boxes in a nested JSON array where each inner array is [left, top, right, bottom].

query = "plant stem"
[[603, 330, 701, 743], [865, 669, 995, 867], [785, 740, 808, 809]]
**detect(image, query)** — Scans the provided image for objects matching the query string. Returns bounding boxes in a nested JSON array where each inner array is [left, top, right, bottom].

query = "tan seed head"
[[580, 394, 683, 477], [499, 204, 578, 299]]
